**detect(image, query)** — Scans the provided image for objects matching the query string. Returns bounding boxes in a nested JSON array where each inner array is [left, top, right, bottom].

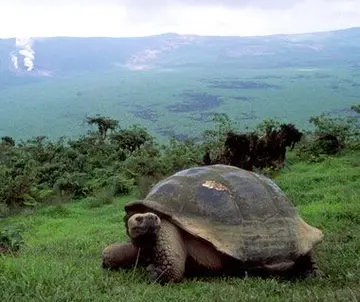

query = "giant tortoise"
[[102, 164, 324, 283]]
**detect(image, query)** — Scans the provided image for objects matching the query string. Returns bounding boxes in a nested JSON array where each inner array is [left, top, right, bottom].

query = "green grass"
[[1, 152, 360, 301]]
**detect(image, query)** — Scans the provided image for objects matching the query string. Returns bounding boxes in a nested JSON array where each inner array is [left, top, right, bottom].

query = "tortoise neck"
[[131, 233, 158, 258], [131, 233, 157, 245]]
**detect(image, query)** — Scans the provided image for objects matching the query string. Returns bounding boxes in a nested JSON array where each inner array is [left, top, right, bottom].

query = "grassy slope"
[[1, 151, 359, 302]]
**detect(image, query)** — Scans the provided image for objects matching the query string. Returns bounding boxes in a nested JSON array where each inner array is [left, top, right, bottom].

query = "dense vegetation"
[[1, 107, 359, 216]]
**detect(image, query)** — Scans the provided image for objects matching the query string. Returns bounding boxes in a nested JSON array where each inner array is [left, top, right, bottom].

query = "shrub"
[[83, 184, 120, 208], [309, 114, 359, 145], [296, 112, 360, 160], [0, 225, 25, 254], [0, 202, 9, 217], [160, 138, 203, 174], [53, 172, 90, 199], [0, 167, 36, 206], [201, 113, 238, 160], [110, 125, 154, 152]]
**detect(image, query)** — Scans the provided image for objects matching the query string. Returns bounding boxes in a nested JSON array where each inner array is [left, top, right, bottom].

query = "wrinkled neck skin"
[[131, 232, 157, 251]]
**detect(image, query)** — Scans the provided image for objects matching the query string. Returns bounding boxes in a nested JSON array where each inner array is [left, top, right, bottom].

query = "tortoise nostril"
[[135, 216, 143, 224]]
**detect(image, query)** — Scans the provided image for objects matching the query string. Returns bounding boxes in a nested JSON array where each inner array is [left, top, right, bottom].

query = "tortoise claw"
[[146, 264, 169, 284], [306, 268, 325, 278]]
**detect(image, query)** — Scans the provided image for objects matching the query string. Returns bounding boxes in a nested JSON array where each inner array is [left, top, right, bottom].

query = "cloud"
[[0, 0, 359, 38], [120, 0, 360, 36], [121, 0, 300, 10]]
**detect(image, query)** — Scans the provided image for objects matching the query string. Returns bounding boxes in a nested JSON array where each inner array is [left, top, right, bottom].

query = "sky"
[[1, 0, 360, 38]]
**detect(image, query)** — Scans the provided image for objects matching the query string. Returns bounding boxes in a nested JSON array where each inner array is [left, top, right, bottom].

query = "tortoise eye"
[[135, 216, 143, 223]]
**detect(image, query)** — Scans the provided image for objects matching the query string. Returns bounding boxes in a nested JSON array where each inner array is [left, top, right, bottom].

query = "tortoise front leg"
[[148, 220, 187, 283], [286, 250, 324, 279], [102, 242, 141, 270], [296, 250, 324, 278]]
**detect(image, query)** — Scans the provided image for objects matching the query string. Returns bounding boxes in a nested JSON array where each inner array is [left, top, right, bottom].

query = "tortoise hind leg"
[[147, 220, 187, 283], [292, 250, 324, 279], [102, 242, 141, 270]]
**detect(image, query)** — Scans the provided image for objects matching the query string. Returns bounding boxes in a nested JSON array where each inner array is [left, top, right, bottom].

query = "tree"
[[86, 115, 119, 139], [110, 125, 153, 152], [351, 104, 360, 114], [1, 136, 15, 147]]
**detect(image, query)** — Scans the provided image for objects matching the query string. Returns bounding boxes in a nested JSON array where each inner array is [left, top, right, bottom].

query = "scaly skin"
[[102, 242, 140, 270], [147, 219, 187, 283]]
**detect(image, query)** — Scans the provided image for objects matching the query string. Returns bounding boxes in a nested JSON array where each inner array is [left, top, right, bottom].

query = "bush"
[[0, 168, 36, 206], [201, 113, 238, 160], [0, 202, 10, 218], [84, 190, 115, 208], [296, 112, 360, 160], [53, 172, 90, 199], [135, 174, 164, 199], [309, 114, 359, 145], [122, 141, 164, 178], [160, 138, 203, 174], [0, 225, 25, 254]]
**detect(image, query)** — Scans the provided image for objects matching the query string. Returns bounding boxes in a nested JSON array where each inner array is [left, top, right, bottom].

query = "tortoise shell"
[[125, 164, 323, 263]]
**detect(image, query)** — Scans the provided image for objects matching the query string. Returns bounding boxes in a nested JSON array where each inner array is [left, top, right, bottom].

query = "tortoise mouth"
[[146, 225, 159, 233]]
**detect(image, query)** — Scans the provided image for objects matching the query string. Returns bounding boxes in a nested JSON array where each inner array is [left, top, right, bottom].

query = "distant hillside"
[[1, 27, 360, 82]]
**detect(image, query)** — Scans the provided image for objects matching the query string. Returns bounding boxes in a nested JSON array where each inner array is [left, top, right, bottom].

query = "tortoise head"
[[127, 212, 161, 239]]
